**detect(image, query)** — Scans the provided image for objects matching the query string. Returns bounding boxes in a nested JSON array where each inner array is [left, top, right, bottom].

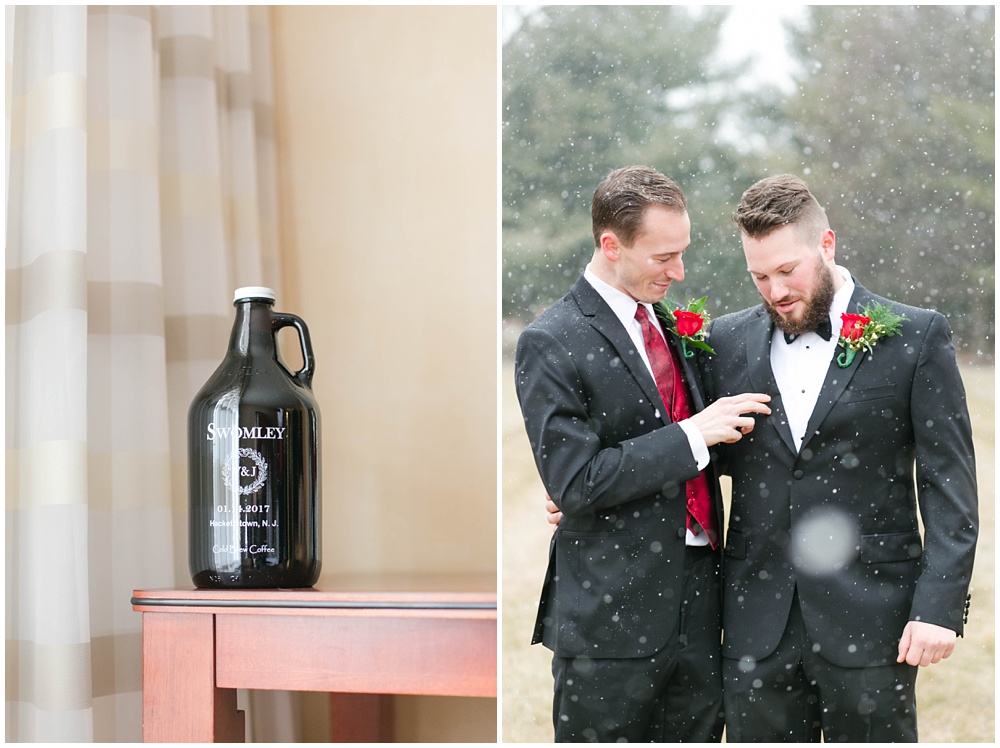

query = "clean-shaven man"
[[515, 165, 770, 742]]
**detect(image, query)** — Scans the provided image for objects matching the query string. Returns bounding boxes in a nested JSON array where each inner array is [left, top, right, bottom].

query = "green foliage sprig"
[[657, 296, 715, 357], [837, 302, 908, 367]]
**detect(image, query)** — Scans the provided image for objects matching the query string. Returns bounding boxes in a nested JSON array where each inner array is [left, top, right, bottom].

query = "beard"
[[763, 262, 836, 336]]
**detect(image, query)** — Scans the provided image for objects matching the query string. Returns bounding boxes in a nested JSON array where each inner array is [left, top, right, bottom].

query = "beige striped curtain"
[[6, 6, 283, 741]]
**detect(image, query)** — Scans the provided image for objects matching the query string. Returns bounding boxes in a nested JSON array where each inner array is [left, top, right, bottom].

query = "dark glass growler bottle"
[[188, 287, 321, 588]]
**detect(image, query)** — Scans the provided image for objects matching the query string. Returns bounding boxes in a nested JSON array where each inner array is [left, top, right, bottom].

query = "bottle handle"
[[271, 313, 315, 387]]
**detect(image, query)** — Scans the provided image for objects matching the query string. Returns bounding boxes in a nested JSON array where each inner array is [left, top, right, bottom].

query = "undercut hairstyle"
[[591, 166, 687, 249], [734, 174, 830, 243]]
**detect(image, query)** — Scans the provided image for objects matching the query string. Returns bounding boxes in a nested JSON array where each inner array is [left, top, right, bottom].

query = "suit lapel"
[[798, 284, 874, 454], [745, 308, 799, 455], [672, 335, 706, 411], [654, 302, 707, 412], [571, 278, 670, 425]]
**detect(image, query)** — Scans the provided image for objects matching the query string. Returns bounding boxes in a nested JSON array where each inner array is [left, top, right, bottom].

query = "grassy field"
[[500, 363, 995, 743]]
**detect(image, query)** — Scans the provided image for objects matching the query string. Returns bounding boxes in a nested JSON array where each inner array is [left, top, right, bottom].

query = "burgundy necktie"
[[635, 304, 718, 548], [635, 304, 674, 412]]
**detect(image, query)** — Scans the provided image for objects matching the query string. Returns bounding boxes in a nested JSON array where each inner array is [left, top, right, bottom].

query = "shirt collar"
[[829, 265, 855, 329], [584, 263, 655, 330]]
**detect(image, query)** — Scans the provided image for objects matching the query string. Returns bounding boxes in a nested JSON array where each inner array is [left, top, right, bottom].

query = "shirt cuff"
[[679, 419, 710, 470]]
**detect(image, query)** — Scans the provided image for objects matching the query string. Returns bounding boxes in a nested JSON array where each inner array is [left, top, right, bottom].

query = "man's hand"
[[688, 392, 771, 447], [545, 495, 561, 530], [897, 620, 957, 667], [542, 392, 770, 530]]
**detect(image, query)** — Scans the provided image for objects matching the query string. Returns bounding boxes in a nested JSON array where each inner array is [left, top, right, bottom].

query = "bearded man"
[[702, 174, 978, 742]]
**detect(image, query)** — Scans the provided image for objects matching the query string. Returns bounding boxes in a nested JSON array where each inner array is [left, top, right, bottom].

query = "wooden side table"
[[132, 575, 496, 742]]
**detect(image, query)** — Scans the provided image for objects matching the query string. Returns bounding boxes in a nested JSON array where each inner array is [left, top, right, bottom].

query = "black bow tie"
[[784, 318, 833, 344]]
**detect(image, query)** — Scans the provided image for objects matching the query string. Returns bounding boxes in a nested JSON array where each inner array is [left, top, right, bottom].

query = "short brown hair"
[[734, 174, 829, 242], [592, 166, 687, 248]]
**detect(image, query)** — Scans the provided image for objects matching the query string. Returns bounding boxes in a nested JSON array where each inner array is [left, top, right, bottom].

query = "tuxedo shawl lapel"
[[745, 307, 798, 456], [571, 278, 671, 426], [798, 283, 873, 455]]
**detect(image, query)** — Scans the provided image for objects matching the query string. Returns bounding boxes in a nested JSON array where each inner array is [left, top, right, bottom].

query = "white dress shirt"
[[770, 266, 855, 451]]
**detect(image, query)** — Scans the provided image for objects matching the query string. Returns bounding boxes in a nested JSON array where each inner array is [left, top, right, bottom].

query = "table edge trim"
[[130, 596, 497, 611]]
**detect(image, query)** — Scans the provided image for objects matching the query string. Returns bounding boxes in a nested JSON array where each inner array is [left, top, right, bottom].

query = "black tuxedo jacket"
[[701, 280, 978, 668], [514, 275, 723, 659]]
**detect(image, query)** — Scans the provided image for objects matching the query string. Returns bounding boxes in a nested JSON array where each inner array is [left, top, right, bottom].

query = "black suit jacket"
[[702, 280, 978, 668], [514, 275, 723, 659]]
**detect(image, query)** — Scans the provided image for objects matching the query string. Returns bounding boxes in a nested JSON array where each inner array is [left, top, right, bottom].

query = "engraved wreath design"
[[221, 447, 269, 495]]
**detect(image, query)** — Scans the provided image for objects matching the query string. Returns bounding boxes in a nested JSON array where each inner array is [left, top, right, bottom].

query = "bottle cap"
[[234, 286, 276, 303]]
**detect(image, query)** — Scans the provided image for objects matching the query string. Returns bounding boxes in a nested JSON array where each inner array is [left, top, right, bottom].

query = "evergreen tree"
[[502, 6, 760, 322], [778, 5, 994, 357], [502, 5, 994, 359]]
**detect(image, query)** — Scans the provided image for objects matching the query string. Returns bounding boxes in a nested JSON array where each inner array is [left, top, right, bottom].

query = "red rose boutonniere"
[[837, 302, 908, 368], [657, 296, 715, 358]]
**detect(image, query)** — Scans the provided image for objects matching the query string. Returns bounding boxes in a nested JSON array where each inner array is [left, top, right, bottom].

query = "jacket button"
[[793, 469, 804, 480]]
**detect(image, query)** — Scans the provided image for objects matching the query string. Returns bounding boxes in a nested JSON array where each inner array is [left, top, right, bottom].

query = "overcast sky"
[[502, 5, 806, 93]]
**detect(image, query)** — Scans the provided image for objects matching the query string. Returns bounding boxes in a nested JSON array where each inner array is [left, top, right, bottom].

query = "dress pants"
[[723, 592, 918, 742], [551, 545, 724, 743]]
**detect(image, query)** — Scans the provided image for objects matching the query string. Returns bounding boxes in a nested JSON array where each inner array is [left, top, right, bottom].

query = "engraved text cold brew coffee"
[[188, 287, 321, 588]]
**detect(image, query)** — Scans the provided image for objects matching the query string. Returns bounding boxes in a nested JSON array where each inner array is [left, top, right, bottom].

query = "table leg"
[[330, 693, 394, 742], [141, 612, 246, 742]]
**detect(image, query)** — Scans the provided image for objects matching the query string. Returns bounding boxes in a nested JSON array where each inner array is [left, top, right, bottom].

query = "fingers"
[[721, 420, 755, 442], [727, 391, 772, 404], [725, 392, 772, 415], [709, 393, 772, 420], [544, 495, 561, 528], [917, 638, 954, 665], [896, 627, 910, 664], [692, 393, 772, 447], [897, 622, 956, 667], [722, 394, 771, 442], [901, 646, 926, 667], [902, 646, 943, 667]]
